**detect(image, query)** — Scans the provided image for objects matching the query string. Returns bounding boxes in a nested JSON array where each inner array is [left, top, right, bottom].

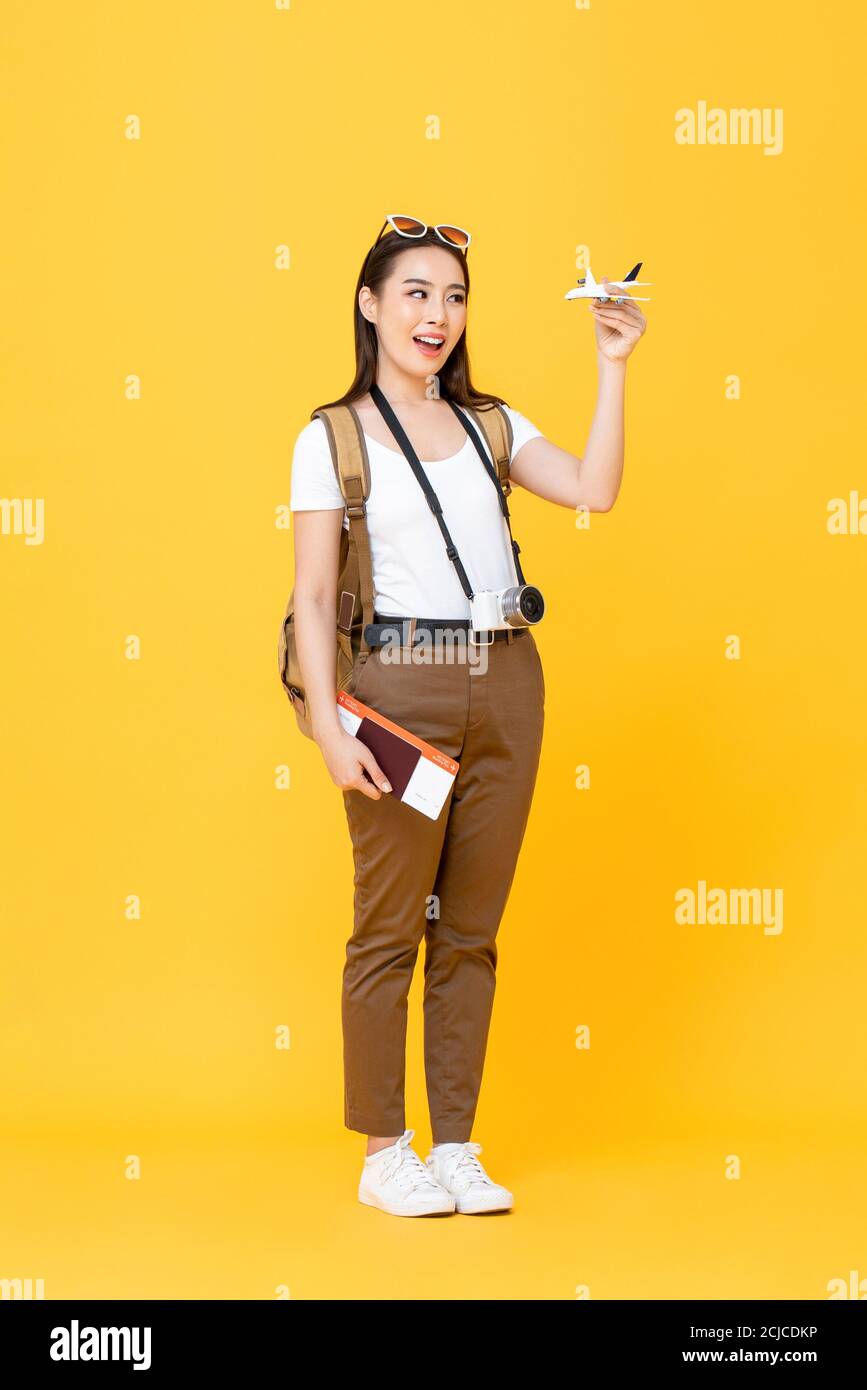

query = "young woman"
[[289, 215, 646, 1217]]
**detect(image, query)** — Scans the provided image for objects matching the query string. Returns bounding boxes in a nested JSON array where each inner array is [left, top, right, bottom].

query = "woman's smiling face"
[[360, 245, 468, 379]]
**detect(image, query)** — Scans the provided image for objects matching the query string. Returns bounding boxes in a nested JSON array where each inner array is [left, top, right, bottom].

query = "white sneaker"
[[358, 1129, 456, 1217], [425, 1141, 513, 1214]]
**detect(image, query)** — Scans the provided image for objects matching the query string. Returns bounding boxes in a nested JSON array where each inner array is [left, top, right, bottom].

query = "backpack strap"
[[466, 402, 513, 498], [311, 403, 376, 656], [463, 402, 526, 585]]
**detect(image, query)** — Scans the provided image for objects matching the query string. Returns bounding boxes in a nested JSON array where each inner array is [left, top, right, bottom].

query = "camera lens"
[[518, 586, 545, 622], [501, 585, 545, 626]]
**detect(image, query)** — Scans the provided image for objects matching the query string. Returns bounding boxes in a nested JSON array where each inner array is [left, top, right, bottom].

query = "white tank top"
[[289, 404, 543, 619]]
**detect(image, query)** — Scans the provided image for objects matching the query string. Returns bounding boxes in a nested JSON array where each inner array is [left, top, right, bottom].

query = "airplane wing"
[[564, 286, 651, 300]]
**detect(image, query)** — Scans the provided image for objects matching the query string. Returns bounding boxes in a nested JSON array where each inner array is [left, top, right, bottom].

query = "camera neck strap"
[[369, 382, 527, 598]]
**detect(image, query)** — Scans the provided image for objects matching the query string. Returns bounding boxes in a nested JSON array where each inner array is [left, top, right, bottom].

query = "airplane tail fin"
[[581, 265, 596, 290], [622, 262, 643, 282]]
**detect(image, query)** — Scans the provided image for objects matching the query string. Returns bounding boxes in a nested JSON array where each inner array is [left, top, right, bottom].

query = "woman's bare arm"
[[508, 357, 626, 513], [509, 280, 648, 512], [292, 508, 391, 800]]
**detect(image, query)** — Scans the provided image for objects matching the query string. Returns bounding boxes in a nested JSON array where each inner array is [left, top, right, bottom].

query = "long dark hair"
[[312, 227, 507, 417]]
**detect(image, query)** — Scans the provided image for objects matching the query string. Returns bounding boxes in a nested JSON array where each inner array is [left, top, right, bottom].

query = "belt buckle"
[[469, 627, 494, 647]]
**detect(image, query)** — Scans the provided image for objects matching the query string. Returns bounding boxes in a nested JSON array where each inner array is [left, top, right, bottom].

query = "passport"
[[336, 690, 459, 820]]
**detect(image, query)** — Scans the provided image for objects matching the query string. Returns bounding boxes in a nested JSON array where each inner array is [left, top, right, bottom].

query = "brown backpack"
[[278, 399, 514, 740]]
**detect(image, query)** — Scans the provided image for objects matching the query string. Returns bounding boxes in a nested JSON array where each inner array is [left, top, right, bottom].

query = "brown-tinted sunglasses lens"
[[437, 225, 470, 248], [390, 216, 426, 236]]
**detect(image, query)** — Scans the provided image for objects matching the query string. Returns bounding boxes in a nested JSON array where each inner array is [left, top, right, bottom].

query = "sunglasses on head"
[[367, 213, 472, 261]]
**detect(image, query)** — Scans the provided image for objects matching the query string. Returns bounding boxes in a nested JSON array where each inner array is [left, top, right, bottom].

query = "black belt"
[[365, 613, 530, 647]]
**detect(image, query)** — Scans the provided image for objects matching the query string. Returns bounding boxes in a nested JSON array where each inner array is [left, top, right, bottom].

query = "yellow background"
[[2, 0, 865, 1300]]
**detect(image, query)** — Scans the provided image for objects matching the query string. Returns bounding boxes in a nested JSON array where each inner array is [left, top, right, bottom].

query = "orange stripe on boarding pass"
[[337, 691, 460, 776]]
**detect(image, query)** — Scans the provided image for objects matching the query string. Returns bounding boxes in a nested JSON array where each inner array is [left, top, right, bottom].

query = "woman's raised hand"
[[588, 276, 647, 363], [318, 727, 392, 800]]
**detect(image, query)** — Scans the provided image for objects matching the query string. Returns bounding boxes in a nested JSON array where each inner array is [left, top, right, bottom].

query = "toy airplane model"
[[565, 262, 652, 302]]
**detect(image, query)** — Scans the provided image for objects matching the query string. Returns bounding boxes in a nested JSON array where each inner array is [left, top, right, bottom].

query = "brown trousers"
[[341, 626, 545, 1143]]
